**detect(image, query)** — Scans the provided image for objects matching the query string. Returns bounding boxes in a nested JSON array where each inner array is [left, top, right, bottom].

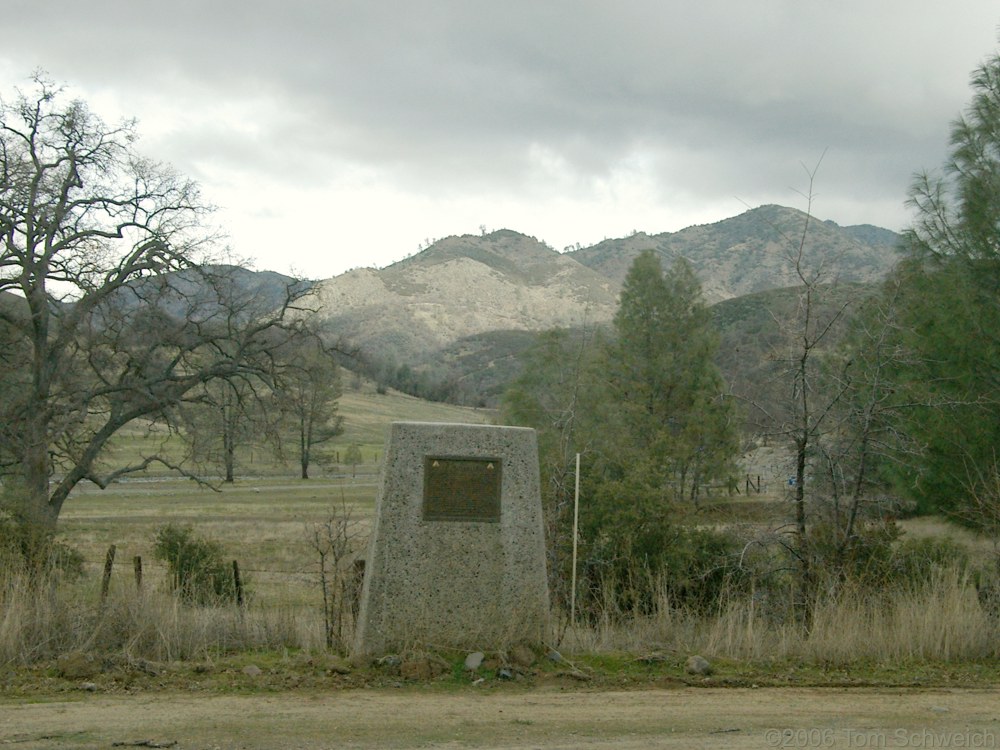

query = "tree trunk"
[[17, 416, 59, 534], [300, 420, 310, 479], [794, 434, 814, 627], [224, 429, 235, 483]]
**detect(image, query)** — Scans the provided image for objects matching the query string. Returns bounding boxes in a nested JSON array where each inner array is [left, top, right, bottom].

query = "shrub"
[[806, 519, 902, 589], [0, 511, 83, 580], [890, 536, 971, 587], [153, 524, 240, 605], [579, 480, 748, 618]]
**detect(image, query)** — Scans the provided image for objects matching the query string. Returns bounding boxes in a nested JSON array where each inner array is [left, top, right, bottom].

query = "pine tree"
[[600, 251, 738, 503], [886, 48, 1000, 518]]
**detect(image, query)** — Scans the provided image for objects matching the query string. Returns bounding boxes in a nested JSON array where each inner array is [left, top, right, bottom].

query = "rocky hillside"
[[310, 205, 901, 367], [568, 204, 901, 303], [310, 230, 619, 361]]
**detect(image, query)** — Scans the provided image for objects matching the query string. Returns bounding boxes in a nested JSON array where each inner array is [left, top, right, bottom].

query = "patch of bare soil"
[[2, 687, 998, 749]]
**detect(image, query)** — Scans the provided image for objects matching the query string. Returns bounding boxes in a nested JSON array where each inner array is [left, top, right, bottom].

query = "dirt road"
[[2, 687, 998, 749]]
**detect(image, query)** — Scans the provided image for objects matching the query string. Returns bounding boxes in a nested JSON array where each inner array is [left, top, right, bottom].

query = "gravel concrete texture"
[[353, 422, 549, 656]]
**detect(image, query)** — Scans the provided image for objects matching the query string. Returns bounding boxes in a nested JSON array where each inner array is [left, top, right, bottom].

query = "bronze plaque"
[[423, 456, 502, 522]]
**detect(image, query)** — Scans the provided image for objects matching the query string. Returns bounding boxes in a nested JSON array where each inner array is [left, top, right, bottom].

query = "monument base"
[[353, 422, 549, 657]]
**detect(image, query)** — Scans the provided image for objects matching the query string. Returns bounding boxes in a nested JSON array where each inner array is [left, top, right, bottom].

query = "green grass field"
[[56, 383, 494, 617], [63, 477, 375, 561], [100, 380, 495, 477], [337, 382, 495, 446]]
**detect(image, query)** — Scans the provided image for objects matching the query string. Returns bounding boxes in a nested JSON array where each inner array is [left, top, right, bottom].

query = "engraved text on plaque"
[[423, 456, 502, 522]]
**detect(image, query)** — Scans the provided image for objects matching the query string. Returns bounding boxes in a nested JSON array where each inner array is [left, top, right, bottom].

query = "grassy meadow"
[[3, 382, 1000, 683], [61, 380, 495, 598], [101, 379, 496, 476], [1, 383, 494, 665], [61, 477, 375, 603]]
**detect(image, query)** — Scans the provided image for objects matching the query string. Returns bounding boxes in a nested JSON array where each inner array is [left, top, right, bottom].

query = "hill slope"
[[311, 229, 618, 362], [568, 205, 900, 303], [104, 207, 897, 407], [311, 206, 899, 379]]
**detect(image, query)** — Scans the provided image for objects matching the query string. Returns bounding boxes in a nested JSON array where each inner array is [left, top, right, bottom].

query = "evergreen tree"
[[501, 259, 742, 617], [599, 252, 738, 503], [500, 327, 600, 611], [886, 49, 1000, 518]]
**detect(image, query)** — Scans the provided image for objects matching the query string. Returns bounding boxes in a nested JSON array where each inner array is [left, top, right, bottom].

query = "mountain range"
[[309, 205, 901, 375], [3, 204, 902, 409]]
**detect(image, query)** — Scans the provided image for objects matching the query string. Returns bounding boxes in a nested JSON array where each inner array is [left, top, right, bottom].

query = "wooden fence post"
[[133, 555, 143, 590], [100, 544, 117, 604], [232, 560, 244, 607]]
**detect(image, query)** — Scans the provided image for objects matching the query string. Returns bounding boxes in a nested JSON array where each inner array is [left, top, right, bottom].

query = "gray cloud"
[[3, 1, 999, 273]]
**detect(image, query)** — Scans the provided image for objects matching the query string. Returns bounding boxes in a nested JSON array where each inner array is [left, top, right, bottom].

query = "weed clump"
[[153, 523, 240, 604]]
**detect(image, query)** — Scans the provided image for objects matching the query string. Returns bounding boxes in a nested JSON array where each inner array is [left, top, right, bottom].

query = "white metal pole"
[[570, 452, 580, 628]]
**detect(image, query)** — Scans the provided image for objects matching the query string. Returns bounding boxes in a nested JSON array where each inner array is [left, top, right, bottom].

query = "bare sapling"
[[305, 498, 366, 652]]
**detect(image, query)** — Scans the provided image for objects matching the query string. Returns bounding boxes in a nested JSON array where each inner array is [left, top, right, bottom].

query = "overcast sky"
[[3, 2, 998, 279]]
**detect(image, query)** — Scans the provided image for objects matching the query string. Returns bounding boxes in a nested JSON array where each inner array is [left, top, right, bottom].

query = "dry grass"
[[4, 465, 1000, 670], [560, 570, 999, 665], [58, 477, 376, 608], [0, 476, 376, 666], [802, 572, 993, 663], [7, 558, 995, 670], [899, 516, 999, 559], [0, 568, 316, 665]]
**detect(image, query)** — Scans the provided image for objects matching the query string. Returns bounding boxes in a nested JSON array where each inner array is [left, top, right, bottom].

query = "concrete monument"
[[353, 422, 549, 656]]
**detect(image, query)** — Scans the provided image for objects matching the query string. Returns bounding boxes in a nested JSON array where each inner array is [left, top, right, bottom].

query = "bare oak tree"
[[273, 335, 344, 480], [745, 162, 906, 615], [0, 75, 314, 541]]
